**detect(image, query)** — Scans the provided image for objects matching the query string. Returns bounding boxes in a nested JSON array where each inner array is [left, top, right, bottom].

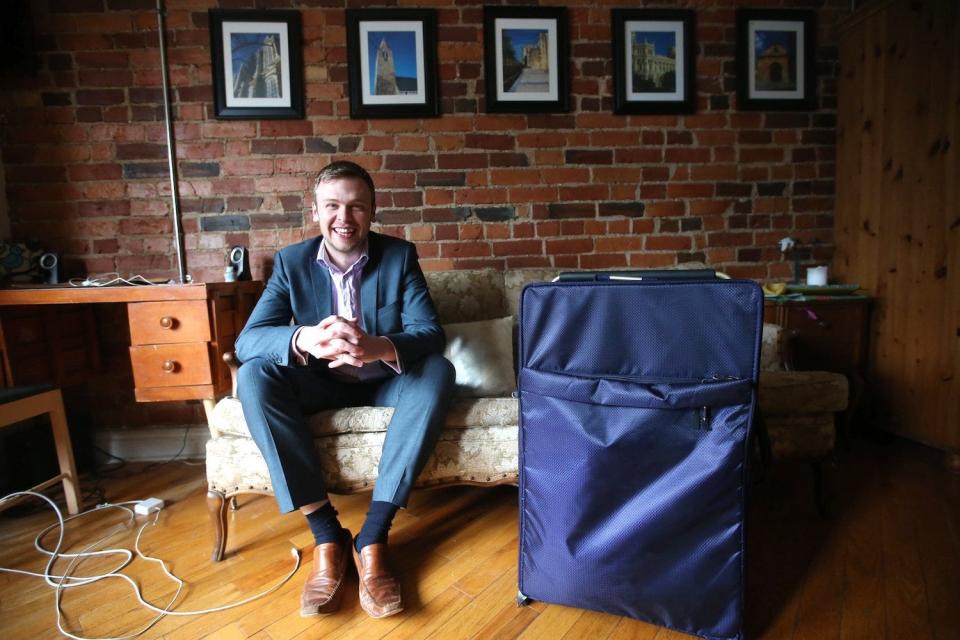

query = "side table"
[[763, 294, 872, 436]]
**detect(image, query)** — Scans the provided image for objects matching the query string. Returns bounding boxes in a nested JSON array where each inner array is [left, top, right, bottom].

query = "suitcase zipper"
[[694, 406, 712, 431]]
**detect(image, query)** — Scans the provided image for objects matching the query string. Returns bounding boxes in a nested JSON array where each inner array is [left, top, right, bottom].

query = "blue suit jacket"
[[235, 232, 445, 369]]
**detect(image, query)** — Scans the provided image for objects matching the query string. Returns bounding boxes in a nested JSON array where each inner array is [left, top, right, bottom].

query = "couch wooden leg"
[[207, 490, 228, 562]]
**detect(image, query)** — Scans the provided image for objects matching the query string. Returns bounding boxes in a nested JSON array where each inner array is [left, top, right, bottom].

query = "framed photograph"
[[611, 9, 696, 115], [736, 9, 817, 111], [346, 9, 438, 119], [483, 6, 569, 113], [209, 10, 303, 119]]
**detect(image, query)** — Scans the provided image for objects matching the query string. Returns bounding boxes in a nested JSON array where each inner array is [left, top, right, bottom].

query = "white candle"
[[806, 265, 828, 286]]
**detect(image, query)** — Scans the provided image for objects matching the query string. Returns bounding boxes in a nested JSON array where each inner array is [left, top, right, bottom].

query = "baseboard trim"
[[93, 426, 209, 463]]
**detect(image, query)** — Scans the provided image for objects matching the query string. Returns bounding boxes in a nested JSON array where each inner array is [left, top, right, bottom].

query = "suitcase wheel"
[[516, 590, 532, 607]]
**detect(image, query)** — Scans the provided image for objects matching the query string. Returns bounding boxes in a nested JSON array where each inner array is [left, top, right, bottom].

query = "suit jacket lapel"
[[361, 234, 381, 335], [307, 238, 332, 323]]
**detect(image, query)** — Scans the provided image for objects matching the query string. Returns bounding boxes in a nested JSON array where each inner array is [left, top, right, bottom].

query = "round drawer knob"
[[160, 316, 174, 329], [162, 360, 178, 373]]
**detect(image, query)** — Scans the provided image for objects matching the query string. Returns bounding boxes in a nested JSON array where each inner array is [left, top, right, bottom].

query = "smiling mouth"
[[333, 227, 356, 238]]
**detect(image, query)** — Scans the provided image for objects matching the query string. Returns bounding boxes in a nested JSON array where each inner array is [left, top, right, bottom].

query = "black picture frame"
[[209, 10, 303, 119], [483, 6, 569, 113], [736, 9, 817, 111], [611, 9, 696, 115], [346, 9, 439, 119]]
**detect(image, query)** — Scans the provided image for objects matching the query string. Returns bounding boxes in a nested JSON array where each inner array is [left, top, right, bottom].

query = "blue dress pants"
[[237, 353, 456, 513]]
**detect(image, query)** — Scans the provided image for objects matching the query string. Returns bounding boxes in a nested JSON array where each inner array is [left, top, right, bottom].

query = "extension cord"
[[0, 491, 301, 640], [134, 498, 164, 515]]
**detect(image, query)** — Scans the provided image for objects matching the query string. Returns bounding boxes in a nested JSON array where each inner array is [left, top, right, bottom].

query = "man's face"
[[311, 176, 374, 268]]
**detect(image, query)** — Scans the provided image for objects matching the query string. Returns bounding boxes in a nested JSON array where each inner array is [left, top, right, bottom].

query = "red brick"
[[645, 202, 686, 217], [465, 134, 515, 150], [396, 137, 430, 152], [581, 254, 628, 269], [628, 253, 677, 268], [490, 169, 539, 185], [664, 148, 712, 163], [546, 238, 594, 254], [440, 242, 492, 258], [596, 237, 643, 252], [666, 183, 715, 198], [739, 147, 785, 163], [645, 236, 691, 251], [492, 240, 542, 256]]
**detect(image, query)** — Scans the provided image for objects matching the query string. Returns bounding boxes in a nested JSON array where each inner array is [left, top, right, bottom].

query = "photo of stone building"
[[754, 32, 797, 91], [631, 33, 676, 92]]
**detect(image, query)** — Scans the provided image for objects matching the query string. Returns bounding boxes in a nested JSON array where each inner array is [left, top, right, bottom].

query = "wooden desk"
[[0, 282, 262, 403]]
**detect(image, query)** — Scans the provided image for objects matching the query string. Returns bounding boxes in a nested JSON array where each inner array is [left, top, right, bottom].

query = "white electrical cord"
[[68, 272, 173, 287], [0, 491, 301, 640]]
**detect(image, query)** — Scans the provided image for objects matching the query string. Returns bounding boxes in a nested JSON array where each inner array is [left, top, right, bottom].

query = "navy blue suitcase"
[[517, 276, 763, 640]]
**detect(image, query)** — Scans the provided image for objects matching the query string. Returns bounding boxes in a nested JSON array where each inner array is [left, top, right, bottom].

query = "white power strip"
[[135, 498, 165, 515]]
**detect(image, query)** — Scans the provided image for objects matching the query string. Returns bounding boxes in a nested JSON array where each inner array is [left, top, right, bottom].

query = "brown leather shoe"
[[352, 540, 403, 618], [299, 530, 351, 617]]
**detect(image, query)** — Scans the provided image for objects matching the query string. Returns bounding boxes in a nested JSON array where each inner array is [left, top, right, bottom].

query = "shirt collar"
[[317, 238, 369, 276]]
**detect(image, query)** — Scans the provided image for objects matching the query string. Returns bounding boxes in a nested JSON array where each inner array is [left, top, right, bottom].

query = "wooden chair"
[[0, 384, 81, 515]]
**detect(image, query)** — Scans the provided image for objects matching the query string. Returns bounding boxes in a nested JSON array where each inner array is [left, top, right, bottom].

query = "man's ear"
[[310, 200, 319, 223]]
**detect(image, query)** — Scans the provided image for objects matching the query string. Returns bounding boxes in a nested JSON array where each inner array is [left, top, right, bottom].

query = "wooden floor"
[[1, 435, 958, 639]]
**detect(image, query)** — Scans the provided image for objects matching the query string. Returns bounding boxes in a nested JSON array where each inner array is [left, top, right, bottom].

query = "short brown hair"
[[313, 161, 376, 209]]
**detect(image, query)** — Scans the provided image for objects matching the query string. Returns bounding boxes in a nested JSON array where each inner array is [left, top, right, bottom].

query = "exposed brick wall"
[[0, 0, 846, 429], [1, 0, 845, 285]]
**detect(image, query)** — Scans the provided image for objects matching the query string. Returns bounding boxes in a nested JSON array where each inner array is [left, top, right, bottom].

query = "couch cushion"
[[426, 269, 506, 323], [210, 396, 519, 440], [443, 316, 516, 397], [504, 269, 558, 318], [206, 424, 520, 495]]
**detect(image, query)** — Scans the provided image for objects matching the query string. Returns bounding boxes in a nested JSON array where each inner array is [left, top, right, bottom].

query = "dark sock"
[[304, 501, 344, 546], [356, 500, 399, 550]]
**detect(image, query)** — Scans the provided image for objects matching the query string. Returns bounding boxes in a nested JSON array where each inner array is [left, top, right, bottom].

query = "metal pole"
[[157, 0, 188, 283]]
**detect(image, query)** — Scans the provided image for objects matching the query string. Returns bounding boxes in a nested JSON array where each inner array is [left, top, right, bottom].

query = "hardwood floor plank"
[[559, 608, 619, 639], [881, 450, 936, 639], [837, 451, 887, 640], [604, 617, 661, 640], [514, 602, 584, 639]]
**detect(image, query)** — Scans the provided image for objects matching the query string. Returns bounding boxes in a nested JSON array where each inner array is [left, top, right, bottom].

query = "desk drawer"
[[128, 301, 211, 345], [129, 343, 212, 388]]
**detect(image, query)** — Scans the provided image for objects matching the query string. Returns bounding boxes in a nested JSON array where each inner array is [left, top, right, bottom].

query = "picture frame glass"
[[494, 18, 558, 102], [624, 21, 684, 102], [748, 20, 804, 100], [221, 21, 292, 109], [359, 21, 426, 105]]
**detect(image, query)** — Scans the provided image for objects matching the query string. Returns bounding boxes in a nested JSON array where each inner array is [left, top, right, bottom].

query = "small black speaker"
[[228, 246, 251, 281], [38, 252, 60, 284]]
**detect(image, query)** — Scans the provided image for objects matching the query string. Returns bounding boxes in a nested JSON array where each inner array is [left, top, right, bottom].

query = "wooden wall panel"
[[835, 0, 960, 452]]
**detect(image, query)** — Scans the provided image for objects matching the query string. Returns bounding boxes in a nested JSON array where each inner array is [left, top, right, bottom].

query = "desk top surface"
[[0, 281, 262, 305]]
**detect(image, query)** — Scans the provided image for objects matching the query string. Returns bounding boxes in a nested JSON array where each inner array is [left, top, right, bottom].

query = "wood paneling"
[[835, 0, 960, 451]]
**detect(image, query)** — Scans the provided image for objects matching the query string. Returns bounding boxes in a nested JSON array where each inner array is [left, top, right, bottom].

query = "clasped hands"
[[295, 315, 395, 368]]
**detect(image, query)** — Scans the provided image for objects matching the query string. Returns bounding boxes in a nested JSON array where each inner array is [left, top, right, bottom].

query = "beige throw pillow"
[[442, 316, 516, 398]]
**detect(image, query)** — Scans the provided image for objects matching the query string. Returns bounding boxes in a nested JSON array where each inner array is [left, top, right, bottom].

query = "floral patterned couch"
[[203, 268, 848, 559]]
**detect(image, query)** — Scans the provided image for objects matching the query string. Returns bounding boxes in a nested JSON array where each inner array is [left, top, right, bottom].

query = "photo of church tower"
[[370, 33, 418, 95], [231, 33, 282, 99]]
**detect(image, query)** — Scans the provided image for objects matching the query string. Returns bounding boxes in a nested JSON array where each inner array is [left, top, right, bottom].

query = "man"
[[235, 161, 455, 619]]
